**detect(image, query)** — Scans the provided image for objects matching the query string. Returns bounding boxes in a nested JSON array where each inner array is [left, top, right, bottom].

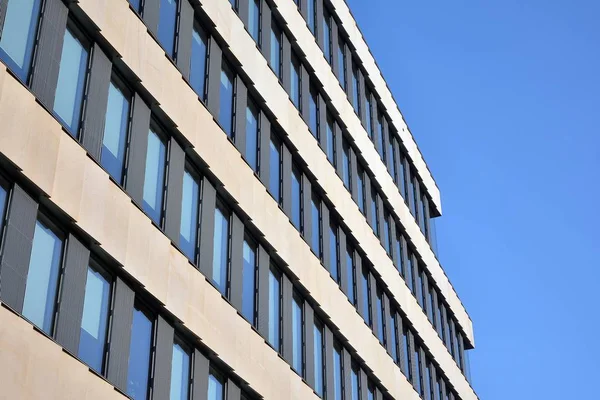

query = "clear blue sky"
[[346, 0, 600, 398]]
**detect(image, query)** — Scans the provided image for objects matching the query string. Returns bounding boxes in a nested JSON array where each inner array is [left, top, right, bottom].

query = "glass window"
[[454, 327, 462, 369], [333, 343, 343, 400], [208, 371, 225, 400], [291, 164, 302, 232], [322, 11, 332, 64], [337, 37, 346, 90], [22, 219, 63, 334], [388, 134, 397, 183], [427, 284, 435, 324], [365, 94, 373, 139], [376, 289, 385, 345], [390, 312, 399, 364], [406, 252, 415, 294], [309, 86, 319, 138], [291, 54, 301, 109], [408, 172, 416, 216], [229, 0, 237, 10], [190, 22, 208, 100], [78, 265, 111, 374], [212, 204, 229, 296], [126, 305, 153, 400], [367, 383, 375, 400], [351, 364, 359, 400], [269, 133, 282, 204], [376, 114, 385, 163], [292, 292, 304, 376], [361, 266, 371, 327], [314, 319, 324, 397], [425, 361, 433, 400], [383, 212, 391, 255], [310, 193, 321, 258], [342, 139, 351, 190], [219, 61, 235, 138], [351, 63, 360, 115], [402, 327, 412, 381], [268, 266, 281, 351], [242, 237, 257, 325], [0, 0, 41, 81], [414, 346, 423, 395], [101, 79, 130, 185], [326, 113, 335, 165], [346, 245, 356, 306], [436, 299, 444, 339], [416, 265, 425, 309], [329, 222, 339, 283], [394, 231, 404, 277], [249, 0, 260, 45], [142, 128, 167, 225], [129, 0, 142, 12], [170, 340, 191, 400], [270, 23, 282, 79], [357, 168, 365, 214], [158, 0, 178, 57], [0, 184, 7, 238], [370, 188, 379, 236], [443, 305, 451, 349], [307, 0, 316, 34], [54, 27, 89, 136], [180, 169, 200, 261], [246, 99, 259, 172]]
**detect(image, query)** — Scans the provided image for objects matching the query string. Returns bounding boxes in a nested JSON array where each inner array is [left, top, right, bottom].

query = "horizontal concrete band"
[[0, 27, 474, 398], [191, 0, 473, 343], [0, 304, 126, 400]]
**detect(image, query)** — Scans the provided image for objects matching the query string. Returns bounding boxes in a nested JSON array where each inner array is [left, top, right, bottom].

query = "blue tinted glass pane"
[[326, 121, 334, 164], [323, 15, 331, 63], [314, 324, 323, 396], [390, 314, 398, 363], [311, 196, 320, 256], [0, 0, 41, 81], [292, 296, 303, 375], [208, 373, 224, 400], [351, 368, 359, 400], [333, 347, 342, 400], [307, 0, 315, 34], [229, 0, 236, 8], [269, 137, 281, 202], [212, 207, 229, 295], [368, 386, 375, 400], [346, 249, 355, 305], [376, 292, 384, 343], [245, 103, 259, 172], [170, 343, 190, 400], [219, 64, 234, 137], [127, 307, 153, 400], [309, 89, 318, 137], [290, 58, 300, 108], [22, 220, 63, 334], [158, 0, 177, 56], [0, 186, 7, 237], [54, 28, 88, 135], [268, 269, 280, 350], [329, 224, 338, 282], [361, 269, 370, 325], [270, 27, 281, 77], [249, 0, 260, 43], [291, 167, 301, 230], [129, 0, 142, 12], [337, 40, 345, 89], [78, 267, 111, 373], [190, 24, 208, 99], [180, 170, 200, 260], [101, 81, 130, 185], [142, 129, 167, 224], [242, 240, 256, 323]]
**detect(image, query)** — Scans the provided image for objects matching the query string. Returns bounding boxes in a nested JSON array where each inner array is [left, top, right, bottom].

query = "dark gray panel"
[[324, 325, 334, 400], [364, 175, 373, 228], [55, 234, 90, 354], [360, 369, 368, 400], [300, 0, 309, 22], [355, 253, 365, 321], [226, 378, 241, 400], [419, 347, 428, 397], [125, 94, 151, 206], [382, 118, 392, 172], [377, 196, 385, 247], [206, 39, 223, 118], [153, 316, 175, 400], [29, 0, 68, 109], [335, 123, 343, 179], [239, 0, 249, 31], [369, 273, 378, 338], [408, 331, 418, 392], [439, 379, 447, 400], [397, 314, 408, 377], [304, 301, 315, 389], [375, 387, 384, 400], [0, 185, 38, 313], [234, 78, 248, 155], [342, 347, 352, 400], [414, 176, 422, 228], [198, 179, 216, 277], [301, 175, 312, 245], [358, 71, 367, 127], [338, 229, 348, 297], [382, 292, 393, 356], [344, 43, 353, 106], [423, 195, 431, 243], [0, 0, 8, 34], [229, 213, 244, 313], [258, 112, 271, 187], [281, 33, 291, 94], [257, 244, 270, 339], [300, 64, 310, 124], [321, 203, 331, 274], [431, 365, 439, 400], [282, 274, 293, 364], [400, 235, 409, 279], [143, 0, 160, 36], [176, 0, 194, 79], [281, 144, 292, 218], [423, 273, 432, 323], [192, 349, 209, 400], [431, 286, 440, 335], [331, 19, 339, 80], [315, 0, 324, 49], [164, 138, 186, 245], [260, 0, 271, 60], [402, 156, 411, 200], [392, 138, 402, 187], [349, 144, 358, 203], [81, 44, 112, 161], [107, 277, 135, 392], [318, 94, 327, 149]]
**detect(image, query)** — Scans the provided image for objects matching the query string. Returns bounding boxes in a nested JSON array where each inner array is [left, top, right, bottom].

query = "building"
[[0, 0, 477, 399]]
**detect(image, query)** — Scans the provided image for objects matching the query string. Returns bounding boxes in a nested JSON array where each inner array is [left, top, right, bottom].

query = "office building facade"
[[0, 0, 477, 399]]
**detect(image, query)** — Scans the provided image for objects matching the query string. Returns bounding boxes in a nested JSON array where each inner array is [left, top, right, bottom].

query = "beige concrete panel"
[[0, 304, 125, 400]]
